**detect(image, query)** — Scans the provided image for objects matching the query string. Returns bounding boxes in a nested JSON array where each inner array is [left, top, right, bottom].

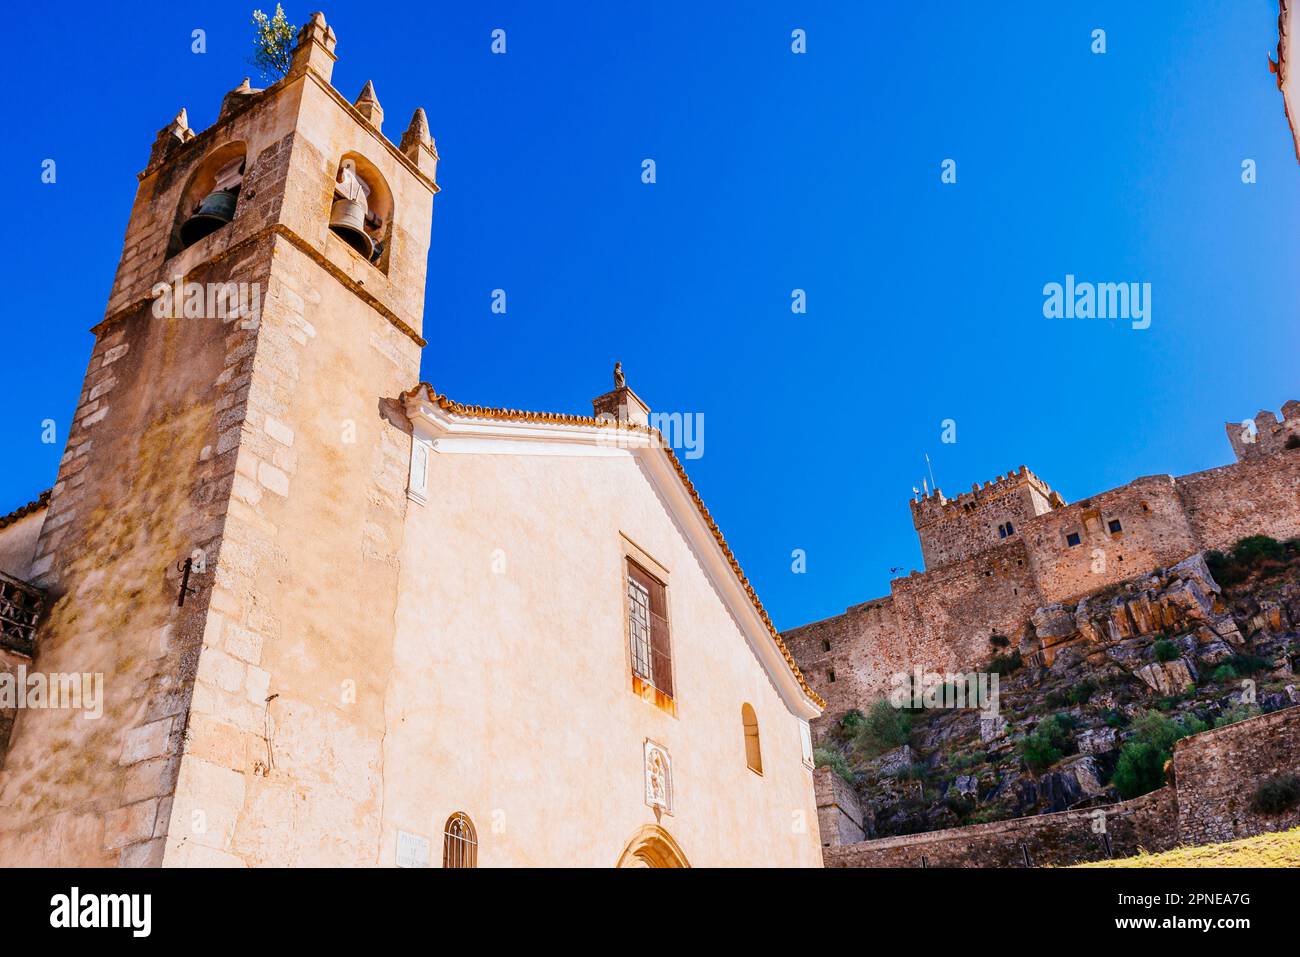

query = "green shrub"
[[1250, 774, 1300, 815], [1227, 653, 1272, 675], [1019, 733, 1062, 773], [967, 807, 1010, 825], [250, 5, 298, 81], [899, 762, 929, 781], [1018, 713, 1074, 772], [1231, 535, 1286, 565], [1112, 711, 1207, 799], [989, 634, 1011, 648], [1257, 558, 1288, 579], [1154, 639, 1179, 663], [1211, 663, 1239, 683], [1112, 741, 1166, 800], [1214, 704, 1259, 729], [814, 747, 853, 783], [1205, 549, 1246, 586], [1053, 711, 1080, 730], [839, 709, 866, 733], [944, 794, 975, 817], [950, 750, 988, 770], [1207, 535, 1291, 585], [1068, 679, 1097, 706], [1104, 708, 1129, 729], [851, 699, 913, 758], [1045, 688, 1069, 709], [989, 650, 1022, 676]]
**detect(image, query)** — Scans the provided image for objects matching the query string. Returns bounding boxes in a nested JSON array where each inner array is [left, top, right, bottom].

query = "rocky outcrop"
[[876, 745, 916, 777], [1027, 552, 1263, 682], [1135, 657, 1198, 695], [815, 548, 1300, 841], [1077, 727, 1117, 754]]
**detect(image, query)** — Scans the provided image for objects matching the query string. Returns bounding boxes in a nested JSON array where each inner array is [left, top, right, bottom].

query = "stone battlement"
[[1225, 400, 1300, 463], [786, 400, 1300, 726], [909, 465, 1066, 571], [909, 465, 1063, 526]]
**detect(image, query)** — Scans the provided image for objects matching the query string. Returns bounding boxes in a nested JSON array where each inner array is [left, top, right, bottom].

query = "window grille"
[[627, 560, 673, 697], [442, 812, 477, 868]]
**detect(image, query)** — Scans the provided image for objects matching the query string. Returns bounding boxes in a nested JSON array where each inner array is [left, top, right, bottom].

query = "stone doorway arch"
[[616, 824, 691, 868]]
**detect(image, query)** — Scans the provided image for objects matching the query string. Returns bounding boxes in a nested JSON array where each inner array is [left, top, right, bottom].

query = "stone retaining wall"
[[824, 788, 1175, 868], [824, 704, 1300, 866], [1173, 704, 1300, 844]]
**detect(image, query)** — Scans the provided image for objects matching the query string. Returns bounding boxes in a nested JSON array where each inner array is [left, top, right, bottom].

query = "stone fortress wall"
[[786, 402, 1300, 728], [819, 703, 1300, 867]]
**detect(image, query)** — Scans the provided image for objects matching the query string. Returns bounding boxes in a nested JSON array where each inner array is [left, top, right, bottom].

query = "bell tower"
[[0, 12, 440, 866]]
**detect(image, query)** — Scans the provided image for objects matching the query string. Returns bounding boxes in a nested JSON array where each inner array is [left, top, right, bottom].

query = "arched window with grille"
[[442, 812, 478, 868], [742, 703, 763, 774]]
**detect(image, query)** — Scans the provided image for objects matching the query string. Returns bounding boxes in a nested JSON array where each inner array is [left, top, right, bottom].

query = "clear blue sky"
[[3, 1, 1297, 629]]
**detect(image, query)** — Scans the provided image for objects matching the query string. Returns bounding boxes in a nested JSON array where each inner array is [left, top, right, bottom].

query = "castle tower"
[[0, 13, 440, 865], [909, 466, 1065, 570], [1224, 401, 1300, 463]]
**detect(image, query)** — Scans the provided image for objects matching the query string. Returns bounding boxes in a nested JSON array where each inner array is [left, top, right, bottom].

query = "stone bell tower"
[[0, 12, 439, 866]]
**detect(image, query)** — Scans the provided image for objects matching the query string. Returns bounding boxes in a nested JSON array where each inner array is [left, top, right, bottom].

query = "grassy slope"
[[1075, 826, 1300, 867]]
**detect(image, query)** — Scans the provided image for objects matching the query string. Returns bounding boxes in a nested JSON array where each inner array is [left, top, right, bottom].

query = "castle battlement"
[[786, 399, 1300, 729], [909, 465, 1063, 525], [1225, 400, 1300, 463]]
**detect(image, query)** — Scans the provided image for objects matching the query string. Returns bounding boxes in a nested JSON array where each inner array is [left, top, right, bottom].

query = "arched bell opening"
[[329, 152, 393, 272], [169, 141, 248, 257]]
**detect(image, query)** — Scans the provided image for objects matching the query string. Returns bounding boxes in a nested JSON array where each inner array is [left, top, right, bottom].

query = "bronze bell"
[[179, 188, 239, 248], [329, 198, 374, 259]]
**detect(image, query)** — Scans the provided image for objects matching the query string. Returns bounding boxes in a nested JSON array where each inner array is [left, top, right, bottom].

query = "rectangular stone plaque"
[[396, 829, 430, 868]]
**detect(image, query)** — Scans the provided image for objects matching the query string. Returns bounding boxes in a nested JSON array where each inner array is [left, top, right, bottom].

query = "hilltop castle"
[[0, 14, 824, 868], [785, 404, 1300, 730]]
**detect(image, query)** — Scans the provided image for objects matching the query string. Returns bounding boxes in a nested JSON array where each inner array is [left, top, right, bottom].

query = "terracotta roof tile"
[[0, 490, 51, 530]]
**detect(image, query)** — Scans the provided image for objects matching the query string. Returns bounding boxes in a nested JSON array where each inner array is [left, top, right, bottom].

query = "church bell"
[[179, 188, 239, 247], [329, 198, 375, 259]]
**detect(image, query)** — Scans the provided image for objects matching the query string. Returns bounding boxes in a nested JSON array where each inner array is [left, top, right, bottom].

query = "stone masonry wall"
[[1177, 452, 1300, 555], [823, 787, 1175, 867], [0, 507, 46, 581], [1225, 402, 1300, 463], [788, 421, 1300, 737], [814, 766, 867, 846], [786, 540, 1043, 724], [821, 704, 1300, 866], [911, 467, 1058, 571], [1172, 704, 1300, 845], [161, 232, 420, 867], [1022, 475, 1200, 606], [0, 26, 436, 866], [0, 255, 257, 865]]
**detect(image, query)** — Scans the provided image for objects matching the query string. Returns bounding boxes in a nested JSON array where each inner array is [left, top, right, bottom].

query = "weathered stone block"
[[120, 718, 173, 766]]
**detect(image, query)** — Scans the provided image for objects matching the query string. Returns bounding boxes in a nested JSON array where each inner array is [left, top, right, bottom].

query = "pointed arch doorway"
[[616, 824, 691, 868]]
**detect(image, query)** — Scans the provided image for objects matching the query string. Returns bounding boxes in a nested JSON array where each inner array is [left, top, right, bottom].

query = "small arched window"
[[442, 812, 477, 868], [742, 703, 763, 775]]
